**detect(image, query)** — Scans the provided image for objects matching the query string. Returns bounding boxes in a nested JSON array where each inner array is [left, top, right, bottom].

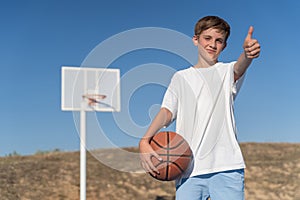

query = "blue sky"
[[1, 0, 299, 156]]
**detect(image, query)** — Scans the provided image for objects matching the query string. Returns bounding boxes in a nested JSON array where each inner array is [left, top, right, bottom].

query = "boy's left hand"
[[243, 26, 260, 59]]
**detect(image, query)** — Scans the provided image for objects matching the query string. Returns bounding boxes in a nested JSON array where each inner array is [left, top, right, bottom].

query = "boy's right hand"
[[139, 138, 162, 177]]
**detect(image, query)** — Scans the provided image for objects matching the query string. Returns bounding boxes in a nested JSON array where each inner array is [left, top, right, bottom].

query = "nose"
[[209, 41, 217, 49]]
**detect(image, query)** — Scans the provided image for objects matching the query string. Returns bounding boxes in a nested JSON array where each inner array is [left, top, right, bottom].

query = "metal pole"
[[80, 108, 86, 200]]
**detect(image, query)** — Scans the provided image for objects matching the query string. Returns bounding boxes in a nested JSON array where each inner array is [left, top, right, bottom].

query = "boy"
[[139, 16, 260, 200]]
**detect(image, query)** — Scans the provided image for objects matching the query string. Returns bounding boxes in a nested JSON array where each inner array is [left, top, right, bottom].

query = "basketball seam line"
[[152, 139, 186, 150], [157, 154, 192, 157], [165, 131, 170, 181], [154, 161, 185, 173]]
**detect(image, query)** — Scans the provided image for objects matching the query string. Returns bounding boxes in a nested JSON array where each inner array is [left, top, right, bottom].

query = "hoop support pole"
[[80, 106, 86, 200]]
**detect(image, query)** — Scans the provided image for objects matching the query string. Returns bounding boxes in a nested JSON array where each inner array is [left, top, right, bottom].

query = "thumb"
[[246, 26, 254, 40]]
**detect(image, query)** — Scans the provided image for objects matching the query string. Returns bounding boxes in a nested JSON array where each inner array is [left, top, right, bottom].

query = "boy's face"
[[193, 28, 227, 64]]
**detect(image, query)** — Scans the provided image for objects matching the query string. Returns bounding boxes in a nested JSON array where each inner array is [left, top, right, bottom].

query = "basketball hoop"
[[82, 94, 107, 106], [61, 66, 120, 200]]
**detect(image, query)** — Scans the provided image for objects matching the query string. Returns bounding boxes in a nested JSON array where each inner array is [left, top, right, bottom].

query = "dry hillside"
[[0, 143, 299, 200]]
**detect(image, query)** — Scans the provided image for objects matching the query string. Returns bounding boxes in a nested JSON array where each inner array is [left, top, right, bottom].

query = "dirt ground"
[[0, 143, 299, 200]]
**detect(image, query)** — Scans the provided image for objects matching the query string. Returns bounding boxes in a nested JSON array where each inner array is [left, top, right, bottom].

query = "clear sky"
[[1, 0, 299, 156]]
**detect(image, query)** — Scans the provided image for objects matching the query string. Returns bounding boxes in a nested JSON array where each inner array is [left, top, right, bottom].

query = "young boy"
[[139, 16, 260, 200]]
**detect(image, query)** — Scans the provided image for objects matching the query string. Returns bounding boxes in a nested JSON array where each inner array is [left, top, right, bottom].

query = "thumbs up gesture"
[[243, 26, 260, 59]]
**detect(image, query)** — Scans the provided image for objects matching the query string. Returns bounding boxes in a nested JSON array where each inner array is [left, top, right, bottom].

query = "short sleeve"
[[161, 73, 179, 122]]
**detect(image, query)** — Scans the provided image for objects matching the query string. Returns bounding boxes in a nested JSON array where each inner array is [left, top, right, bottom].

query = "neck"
[[194, 57, 217, 68]]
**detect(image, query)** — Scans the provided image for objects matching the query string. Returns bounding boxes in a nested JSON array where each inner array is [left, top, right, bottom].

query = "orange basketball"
[[149, 131, 192, 181]]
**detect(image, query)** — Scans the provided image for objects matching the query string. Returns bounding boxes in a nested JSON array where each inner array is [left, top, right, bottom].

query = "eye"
[[203, 36, 211, 41], [216, 39, 224, 44]]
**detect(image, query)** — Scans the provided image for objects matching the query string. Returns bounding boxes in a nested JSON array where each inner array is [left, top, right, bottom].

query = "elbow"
[[160, 107, 173, 127], [234, 71, 243, 82]]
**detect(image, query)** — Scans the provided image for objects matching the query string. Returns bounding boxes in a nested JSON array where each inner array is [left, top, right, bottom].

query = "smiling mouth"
[[206, 49, 216, 54]]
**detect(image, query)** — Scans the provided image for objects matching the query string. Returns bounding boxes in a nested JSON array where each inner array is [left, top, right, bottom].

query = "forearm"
[[140, 108, 172, 142], [234, 52, 252, 81], [234, 26, 260, 81], [139, 108, 171, 175]]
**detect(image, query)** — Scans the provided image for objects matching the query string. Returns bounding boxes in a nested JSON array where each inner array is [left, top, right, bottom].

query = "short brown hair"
[[194, 16, 231, 42]]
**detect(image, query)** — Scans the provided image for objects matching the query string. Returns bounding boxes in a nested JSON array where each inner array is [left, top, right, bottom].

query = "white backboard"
[[61, 66, 120, 112]]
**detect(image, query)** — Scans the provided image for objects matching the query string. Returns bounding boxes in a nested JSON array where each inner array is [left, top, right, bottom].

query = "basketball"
[[149, 131, 193, 181]]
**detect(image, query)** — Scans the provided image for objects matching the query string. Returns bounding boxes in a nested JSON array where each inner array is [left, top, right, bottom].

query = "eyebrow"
[[202, 34, 225, 40]]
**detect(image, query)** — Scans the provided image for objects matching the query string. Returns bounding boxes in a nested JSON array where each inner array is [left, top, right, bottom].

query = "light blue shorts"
[[176, 169, 244, 200]]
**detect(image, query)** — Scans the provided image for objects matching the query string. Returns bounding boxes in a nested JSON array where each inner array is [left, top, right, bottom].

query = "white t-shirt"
[[161, 61, 246, 179]]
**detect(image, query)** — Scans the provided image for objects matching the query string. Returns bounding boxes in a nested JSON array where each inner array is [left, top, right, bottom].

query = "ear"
[[192, 35, 199, 46]]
